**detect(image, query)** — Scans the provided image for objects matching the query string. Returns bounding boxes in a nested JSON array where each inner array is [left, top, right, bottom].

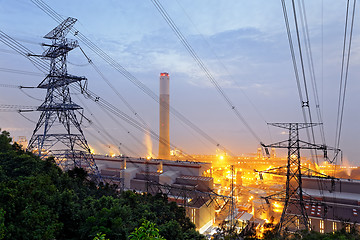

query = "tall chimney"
[[159, 72, 170, 159]]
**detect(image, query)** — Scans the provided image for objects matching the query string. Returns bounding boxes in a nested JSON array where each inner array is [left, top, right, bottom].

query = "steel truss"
[[147, 181, 231, 209], [27, 17, 101, 182], [260, 123, 338, 233]]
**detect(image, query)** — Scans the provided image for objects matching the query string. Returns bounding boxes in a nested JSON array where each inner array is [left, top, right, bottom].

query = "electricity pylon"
[[260, 123, 333, 233], [27, 17, 101, 182]]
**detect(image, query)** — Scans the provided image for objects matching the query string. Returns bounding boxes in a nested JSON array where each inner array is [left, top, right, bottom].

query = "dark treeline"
[[262, 225, 360, 240], [0, 129, 204, 240]]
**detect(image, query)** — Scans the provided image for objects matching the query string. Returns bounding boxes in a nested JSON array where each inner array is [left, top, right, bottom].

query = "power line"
[[31, 0, 235, 156], [0, 79, 154, 158], [334, 0, 357, 155], [297, 0, 327, 146], [19, 88, 42, 101], [0, 29, 153, 156], [0, 83, 22, 89], [174, 0, 269, 127], [78, 48, 188, 158], [0, 30, 49, 73], [1, 16, 231, 216], [72, 84, 198, 160], [280, 0, 325, 165], [0, 67, 44, 77], [0, 29, 139, 158], [150, 0, 262, 144], [78, 46, 149, 128], [18, 111, 37, 124], [0, 43, 151, 157], [75, 94, 145, 157], [289, 0, 317, 148], [0, 104, 37, 112], [0, 30, 194, 160], [98, 106, 156, 157], [280, 0, 307, 121]]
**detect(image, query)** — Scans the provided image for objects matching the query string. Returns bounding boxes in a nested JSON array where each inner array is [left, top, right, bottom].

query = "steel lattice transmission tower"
[[261, 123, 328, 233], [27, 17, 101, 181]]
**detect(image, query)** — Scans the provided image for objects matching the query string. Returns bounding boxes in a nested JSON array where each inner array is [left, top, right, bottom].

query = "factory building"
[[287, 177, 360, 233], [94, 155, 215, 233], [186, 198, 215, 234]]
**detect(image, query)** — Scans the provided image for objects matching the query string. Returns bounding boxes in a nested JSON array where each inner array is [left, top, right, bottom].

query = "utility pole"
[[261, 123, 330, 232], [27, 17, 101, 182], [229, 165, 236, 230]]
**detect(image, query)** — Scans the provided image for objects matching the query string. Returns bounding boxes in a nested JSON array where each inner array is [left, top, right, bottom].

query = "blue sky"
[[0, 0, 359, 164]]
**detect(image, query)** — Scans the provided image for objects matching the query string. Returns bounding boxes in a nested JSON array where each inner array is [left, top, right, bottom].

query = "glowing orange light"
[[89, 146, 95, 155]]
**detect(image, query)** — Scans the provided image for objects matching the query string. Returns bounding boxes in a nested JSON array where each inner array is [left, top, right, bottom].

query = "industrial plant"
[[1, 0, 359, 239]]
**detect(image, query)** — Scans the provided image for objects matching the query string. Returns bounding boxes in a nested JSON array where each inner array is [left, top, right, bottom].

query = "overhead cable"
[[31, 0, 234, 156], [0, 30, 195, 159], [297, 0, 327, 146], [334, 0, 357, 155], [150, 0, 262, 144]]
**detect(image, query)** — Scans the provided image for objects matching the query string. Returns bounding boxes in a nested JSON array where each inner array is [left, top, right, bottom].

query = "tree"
[[0, 129, 204, 240], [0, 209, 5, 240], [129, 219, 166, 240], [0, 129, 11, 152], [213, 220, 242, 240], [93, 232, 109, 240]]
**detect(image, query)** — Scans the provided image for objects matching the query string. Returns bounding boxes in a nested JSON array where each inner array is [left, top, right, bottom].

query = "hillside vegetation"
[[0, 129, 204, 240]]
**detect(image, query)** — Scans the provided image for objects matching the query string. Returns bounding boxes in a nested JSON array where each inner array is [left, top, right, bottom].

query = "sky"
[[0, 0, 359, 164]]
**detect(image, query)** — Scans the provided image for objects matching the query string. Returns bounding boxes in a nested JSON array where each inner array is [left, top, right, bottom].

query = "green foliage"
[[213, 220, 256, 240], [129, 219, 166, 240], [0, 129, 11, 152], [0, 130, 203, 240], [93, 232, 110, 240], [0, 209, 5, 240]]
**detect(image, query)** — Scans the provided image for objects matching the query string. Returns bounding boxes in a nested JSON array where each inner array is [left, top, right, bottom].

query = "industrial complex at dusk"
[[1, 0, 360, 239]]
